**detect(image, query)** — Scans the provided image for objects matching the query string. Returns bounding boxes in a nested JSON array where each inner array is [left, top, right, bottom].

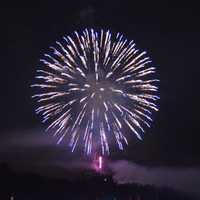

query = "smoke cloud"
[[1, 129, 200, 197], [109, 160, 200, 197]]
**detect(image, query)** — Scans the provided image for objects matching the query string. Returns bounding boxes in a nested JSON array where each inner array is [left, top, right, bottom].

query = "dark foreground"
[[0, 163, 197, 200]]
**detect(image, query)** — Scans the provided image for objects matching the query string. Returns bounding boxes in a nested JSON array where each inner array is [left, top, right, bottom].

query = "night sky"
[[1, 0, 200, 172]]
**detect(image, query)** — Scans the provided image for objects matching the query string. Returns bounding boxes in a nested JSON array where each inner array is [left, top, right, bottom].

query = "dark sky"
[[0, 0, 200, 168]]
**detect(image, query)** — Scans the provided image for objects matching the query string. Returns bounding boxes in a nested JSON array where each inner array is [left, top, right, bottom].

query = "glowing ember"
[[99, 156, 102, 169]]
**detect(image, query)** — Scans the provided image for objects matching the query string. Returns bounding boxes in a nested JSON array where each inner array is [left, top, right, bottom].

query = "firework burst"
[[31, 29, 159, 155]]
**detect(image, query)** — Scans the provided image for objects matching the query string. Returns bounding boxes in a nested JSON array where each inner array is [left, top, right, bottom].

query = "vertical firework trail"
[[32, 29, 159, 155]]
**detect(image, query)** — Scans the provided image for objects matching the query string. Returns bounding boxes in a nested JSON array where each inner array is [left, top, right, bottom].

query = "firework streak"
[[31, 29, 159, 155]]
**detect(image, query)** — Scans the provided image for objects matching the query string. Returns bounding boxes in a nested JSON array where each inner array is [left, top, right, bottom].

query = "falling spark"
[[31, 29, 159, 155]]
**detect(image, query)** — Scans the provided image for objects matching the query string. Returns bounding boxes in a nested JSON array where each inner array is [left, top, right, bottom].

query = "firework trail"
[[31, 29, 159, 155]]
